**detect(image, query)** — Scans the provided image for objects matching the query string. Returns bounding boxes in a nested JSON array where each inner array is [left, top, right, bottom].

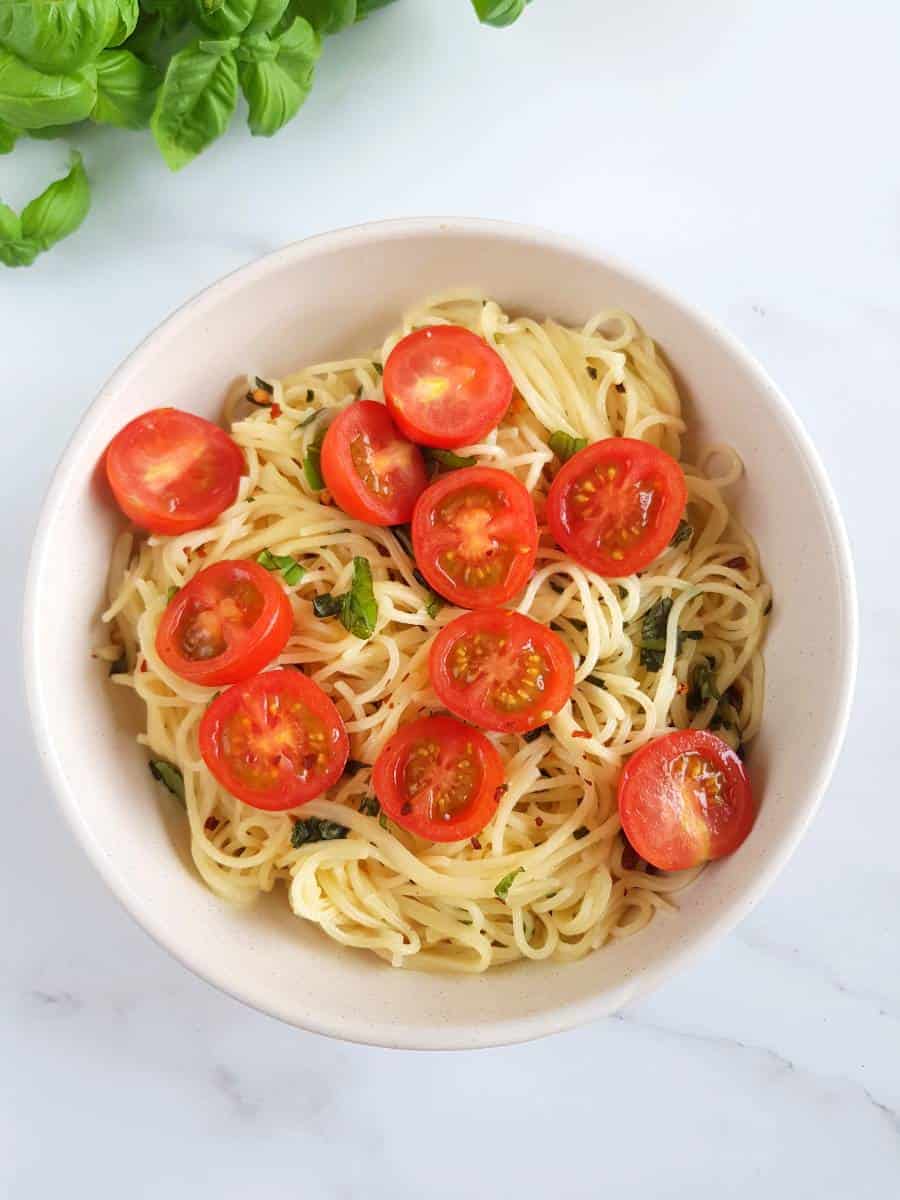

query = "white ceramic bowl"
[[24, 219, 857, 1049]]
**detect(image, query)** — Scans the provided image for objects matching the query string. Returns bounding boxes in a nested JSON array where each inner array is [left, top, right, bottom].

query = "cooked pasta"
[[99, 291, 769, 973]]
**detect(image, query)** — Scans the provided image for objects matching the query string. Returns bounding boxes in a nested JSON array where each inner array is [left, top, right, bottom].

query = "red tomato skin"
[[199, 669, 349, 811], [156, 560, 293, 687], [429, 610, 575, 733], [383, 325, 513, 449], [105, 408, 245, 535], [547, 437, 687, 577], [411, 466, 538, 610], [617, 729, 754, 871], [320, 400, 428, 526], [372, 715, 505, 842]]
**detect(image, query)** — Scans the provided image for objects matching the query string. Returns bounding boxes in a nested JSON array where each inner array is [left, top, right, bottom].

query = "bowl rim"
[[22, 217, 859, 1049]]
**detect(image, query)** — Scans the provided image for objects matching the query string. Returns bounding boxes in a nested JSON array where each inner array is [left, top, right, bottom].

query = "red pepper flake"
[[470, 836, 482, 850], [535, 816, 544, 827], [204, 817, 219, 831], [269, 403, 282, 420], [139, 661, 148, 673], [572, 730, 591, 740], [725, 556, 748, 570]]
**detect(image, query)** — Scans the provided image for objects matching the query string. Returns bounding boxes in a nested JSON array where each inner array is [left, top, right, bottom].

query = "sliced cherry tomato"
[[320, 400, 427, 526], [429, 610, 574, 733], [411, 466, 537, 609], [199, 668, 349, 811], [372, 715, 504, 842], [383, 325, 513, 449], [547, 437, 687, 577], [105, 408, 244, 535], [156, 560, 293, 686], [617, 729, 754, 871]]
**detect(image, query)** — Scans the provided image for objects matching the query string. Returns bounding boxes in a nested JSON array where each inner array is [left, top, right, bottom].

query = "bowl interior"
[[25, 221, 856, 1048]]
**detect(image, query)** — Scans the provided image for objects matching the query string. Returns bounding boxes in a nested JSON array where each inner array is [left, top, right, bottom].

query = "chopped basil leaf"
[[291, 817, 348, 848], [523, 724, 549, 743], [313, 557, 377, 639], [359, 796, 380, 816], [425, 594, 443, 620], [257, 549, 304, 586], [412, 566, 444, 619], [149, 759, 185, 805], [378, 811, 389, 830], [549, 430, 588, 462], [494, 867, 524, 901], [670, 518, 693, 548], [573, 825, 589, 840], [108, 653, 127, 676], [426, 447, 477, 471], [585, 674, 607, 689], [303, 424, 327, 490], [686, 657, 724, 710], [639, 598, 678, 671], [166, 585, 179, 603]]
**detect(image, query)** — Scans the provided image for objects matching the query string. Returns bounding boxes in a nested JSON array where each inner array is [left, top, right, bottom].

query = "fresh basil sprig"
[[291, 815, 347, 846], [312, 556, 377, 639], [0, 151, 90, 267]]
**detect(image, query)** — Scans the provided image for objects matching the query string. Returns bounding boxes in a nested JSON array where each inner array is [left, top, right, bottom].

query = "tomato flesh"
[[547, 437, 687, 577], [617, 729, 754, 871], [372, 715, 504, 842], [411, 466, 538, 609], [199, 668, 349, 810], [430, 610, 574, 733], [321, 400, 427, 526], [105, 408, 244, 535], [156, 560, 293, 686], [383, 325, 513, 449]]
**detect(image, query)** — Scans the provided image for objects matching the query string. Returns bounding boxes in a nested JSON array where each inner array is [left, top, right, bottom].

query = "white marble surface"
[[2, 1, 898, 1194]]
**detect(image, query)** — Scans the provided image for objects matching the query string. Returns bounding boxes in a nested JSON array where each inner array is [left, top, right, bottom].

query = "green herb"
[[378, 811, 388, 830], [93, 48, 161, 129], [290, 816, 348, 847], [373, 361, 383, 376], [639, 597, 696, 672], [425, 448, 477, 471], [523, 724, 548, 743], [585, 674, 607, 689], [549, 430, 588, 462], [303, 422, 327, 490], [359, 796, 380, 816], [149, 759, 185, 804], [150, 38, 240, 170], [411, 567, 444, 618], [257, 548, 304, 585], [109, 652, 128, 676], [471, 0, 532, 26], [670, 519, 693, 548], [238, 18, 319, 138], [166, 585, 179, 602], [0, 151, 90, 268], [313, 556, 377, 639], [494, 867, 524, 900], [573, 825, 589, 840]]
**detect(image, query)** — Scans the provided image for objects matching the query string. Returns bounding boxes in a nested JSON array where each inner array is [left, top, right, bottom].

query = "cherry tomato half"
[[199, 668, 349, 811], [411, 466, 538, 609], [547, 437, 687, 577], [429, 610, 574, 734], [156, 560, 293, 686], [320, 400, 428, 526], [617, 729, 754, 871], [105, 408, 244, 535], [372, 715, 504, 842], [383, 325, 513, 449]]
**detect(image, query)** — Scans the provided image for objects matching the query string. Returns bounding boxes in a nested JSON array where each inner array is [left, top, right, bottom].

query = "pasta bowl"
[[23, 219, 857, 1048]]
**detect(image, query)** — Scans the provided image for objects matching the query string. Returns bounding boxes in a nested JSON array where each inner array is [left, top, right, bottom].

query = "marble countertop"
[[3, 1, 897, 1194]]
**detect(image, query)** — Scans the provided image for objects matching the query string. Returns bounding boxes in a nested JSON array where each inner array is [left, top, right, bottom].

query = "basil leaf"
[[150, 39, 238, 170], [358, 795, 379, 816], [291, 816, 347, 847], [494, 867, 523, 901], [293, 0, 356, 34], [411, 567, 444, 619], [522, 724, 548, 743], [340, 556, 376, 639], [312, 592, 343, 618], [192, 0, 288, 37], [0, 115, 19, 152], [257, 548, 304, 585], [303, 420, 327, 489], [0, 51, 97, 130], [1, 150, 90, 267], [356, 0, 397, 16], [549, 430, 588, 463], [92, 49, 160, 128], [471, 0, 531, 27], [638, 598, 699, 671], [585, 673, 607, 689], [0, 0, 118, 75], [686, 659, 720, 712], [238, 17, 318, 137], [670, 518, 693, 548], [149, 758, 185, 804], [106, 0, 140, 46], [426, 447, 477, 471]]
